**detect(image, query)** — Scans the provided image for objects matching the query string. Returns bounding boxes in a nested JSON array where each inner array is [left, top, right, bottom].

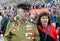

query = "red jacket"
[[37, 24, 58, 41]]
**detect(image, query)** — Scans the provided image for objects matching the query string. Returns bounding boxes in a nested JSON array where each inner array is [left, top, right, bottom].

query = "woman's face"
[[40, 16, 49, 26]]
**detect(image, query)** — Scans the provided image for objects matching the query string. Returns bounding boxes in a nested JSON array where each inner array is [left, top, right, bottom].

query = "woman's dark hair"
[[37, 12, 51, 26]]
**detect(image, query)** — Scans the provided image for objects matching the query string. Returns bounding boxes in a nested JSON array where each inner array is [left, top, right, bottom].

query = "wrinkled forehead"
[[18, 8, 24, 12], [18, 8, 29, 15], [17, 9, 25, 14]]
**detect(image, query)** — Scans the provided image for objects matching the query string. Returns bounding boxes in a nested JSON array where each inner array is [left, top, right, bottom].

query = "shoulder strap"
[[45, 26, 50, 41]]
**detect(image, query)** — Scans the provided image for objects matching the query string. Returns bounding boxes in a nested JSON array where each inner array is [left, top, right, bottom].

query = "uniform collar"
[[19, 19, 28, 25]]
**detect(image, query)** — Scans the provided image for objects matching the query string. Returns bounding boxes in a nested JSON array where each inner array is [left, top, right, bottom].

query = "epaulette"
[[9, 18, 14, 22], [28, 20, 37, 24], [9, 17, 18, 22]]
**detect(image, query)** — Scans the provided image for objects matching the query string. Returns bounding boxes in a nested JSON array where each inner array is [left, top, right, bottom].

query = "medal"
[[17, 25, 20, 31], [17, 26, 20, 28], [32, 37, 34, 39], [13, 29, 15, 31], [28, 37, 31, 39], [26, 33, 28, 36], [28, 32, 30, 34], [25, 25, 35, 39], [17, 29, 19, 31], [31, 33, 33, 35], [12, 24, 14, 27]]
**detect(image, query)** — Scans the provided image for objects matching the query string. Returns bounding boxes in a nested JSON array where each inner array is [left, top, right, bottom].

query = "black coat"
[[38, 29, 55, 41], [1, 16, 9, 35]]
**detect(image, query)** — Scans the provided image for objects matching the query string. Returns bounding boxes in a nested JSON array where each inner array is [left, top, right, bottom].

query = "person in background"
[[37, 12, 58, 41], [4, 3, 40, 41], [9, 12, 15, 22], [50, 6, 56, 28], [1, 7, 9, 35], [0, 12, 2, 34], [0, 12, 2, 29], [0, 12, 4, 41]]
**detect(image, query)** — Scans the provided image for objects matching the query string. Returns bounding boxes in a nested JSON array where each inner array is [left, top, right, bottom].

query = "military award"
[[25, 25, 35, 39]]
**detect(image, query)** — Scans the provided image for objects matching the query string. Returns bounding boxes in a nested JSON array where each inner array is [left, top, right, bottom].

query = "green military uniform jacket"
[[4, 20, 40, 41]]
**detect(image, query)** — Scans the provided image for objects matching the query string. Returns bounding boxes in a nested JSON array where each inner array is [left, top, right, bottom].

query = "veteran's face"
[[18, 9, 29, 20]]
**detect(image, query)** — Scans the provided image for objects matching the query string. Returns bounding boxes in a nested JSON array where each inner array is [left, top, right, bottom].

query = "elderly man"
[[4, 3, 40, 41]]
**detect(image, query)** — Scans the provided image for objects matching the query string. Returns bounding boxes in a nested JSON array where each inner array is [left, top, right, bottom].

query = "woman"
[[37, 12, 58, 41]]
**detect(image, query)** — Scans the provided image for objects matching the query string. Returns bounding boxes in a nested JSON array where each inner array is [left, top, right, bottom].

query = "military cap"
[[17, 3, 31, 11]]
